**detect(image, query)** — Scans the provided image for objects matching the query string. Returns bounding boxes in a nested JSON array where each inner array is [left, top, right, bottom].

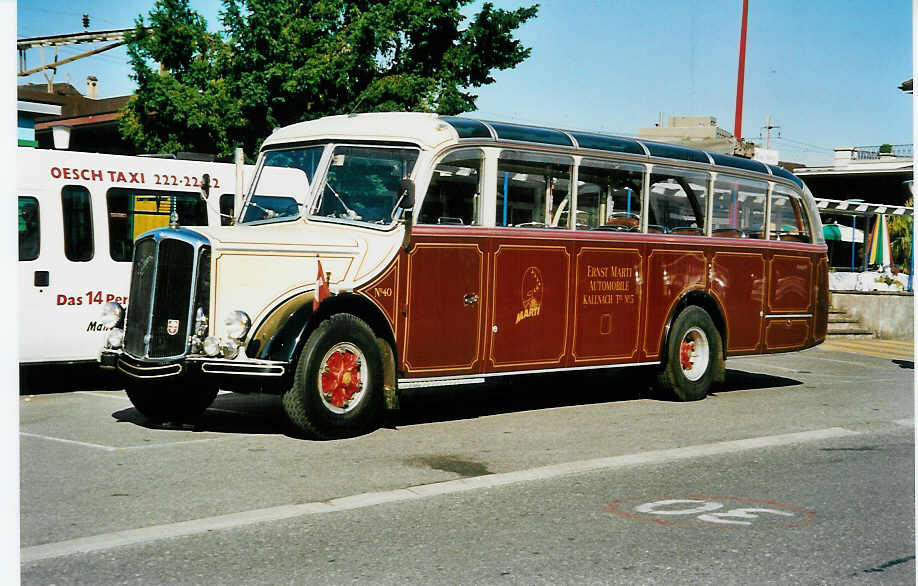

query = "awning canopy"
[[823, 223, 864, 243], [814, 197, 913, 218]]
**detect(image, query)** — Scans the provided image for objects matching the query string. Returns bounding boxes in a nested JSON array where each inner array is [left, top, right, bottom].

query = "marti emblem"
[[515, 267, 543, 324], [167, 319, 180, 336]]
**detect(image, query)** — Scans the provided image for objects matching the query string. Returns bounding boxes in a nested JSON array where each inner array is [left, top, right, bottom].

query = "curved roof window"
[[487, 121, 574, 147], [440, 116, 493, 139], [569, 132, 645, 155], [708, 151, 769, 174], [767, 164, 804, 188], [644, 142, 711, 164]]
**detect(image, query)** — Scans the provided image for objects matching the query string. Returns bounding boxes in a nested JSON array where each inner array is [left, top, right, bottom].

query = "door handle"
[[463, 293, 479, 307]]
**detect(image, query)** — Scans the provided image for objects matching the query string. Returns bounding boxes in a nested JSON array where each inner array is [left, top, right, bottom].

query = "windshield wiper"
[[245, 199, 278, 220], [323, 184, 362, 220]]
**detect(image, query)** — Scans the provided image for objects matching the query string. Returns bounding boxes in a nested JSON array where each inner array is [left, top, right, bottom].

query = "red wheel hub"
[[680, 340, 695, 371], [321, 350, 362, 408]]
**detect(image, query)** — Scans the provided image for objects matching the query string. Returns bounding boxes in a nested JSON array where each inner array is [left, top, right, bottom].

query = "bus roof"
[[262, 112, 802, 188]]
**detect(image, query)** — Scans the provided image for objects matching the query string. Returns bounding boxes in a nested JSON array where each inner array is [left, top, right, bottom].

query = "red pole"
[[734, 0, 749, 140]]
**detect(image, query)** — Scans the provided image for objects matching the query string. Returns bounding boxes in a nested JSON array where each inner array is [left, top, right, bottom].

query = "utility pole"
[[763, 115, 780, 150], [17, 25, 142, 91], [733, 0, 749, 141]]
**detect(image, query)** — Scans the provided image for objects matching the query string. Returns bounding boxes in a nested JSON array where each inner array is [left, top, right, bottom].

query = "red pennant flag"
[[314, 258, 330, 310]]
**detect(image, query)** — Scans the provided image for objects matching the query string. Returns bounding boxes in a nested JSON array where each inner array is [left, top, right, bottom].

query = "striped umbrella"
[[866, 214, 892, 267]]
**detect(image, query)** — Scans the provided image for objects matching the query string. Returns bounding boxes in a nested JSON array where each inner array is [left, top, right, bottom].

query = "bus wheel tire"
[[658, 305, 723, 402], [282, 314, 383, 440], [125, 382, 218, 423]]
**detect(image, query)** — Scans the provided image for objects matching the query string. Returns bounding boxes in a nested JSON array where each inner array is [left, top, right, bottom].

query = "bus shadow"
[[108, 367, 802, 438], [111, 392, 292, 436], [393, 367, 802, 427], [714, 368, 803, 394]]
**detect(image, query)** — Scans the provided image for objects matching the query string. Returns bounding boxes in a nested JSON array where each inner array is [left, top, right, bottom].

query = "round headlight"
[[203, 336, 221, 357], [220, 339, 240, 360], [105, 328, 124, 349], [224, 311, 251, 340], [100, 302, 124, 328]]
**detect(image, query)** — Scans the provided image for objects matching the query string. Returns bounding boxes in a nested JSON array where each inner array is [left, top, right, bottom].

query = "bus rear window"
[[62, 185, 93, 261], [770, 186, 812, 243], [107, 188, 207, 262], [18, 196, 39, 261]]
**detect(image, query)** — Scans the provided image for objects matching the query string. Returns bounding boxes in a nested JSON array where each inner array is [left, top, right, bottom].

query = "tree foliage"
[[120, 0, 538, 159], [888, 196, 913, 272]]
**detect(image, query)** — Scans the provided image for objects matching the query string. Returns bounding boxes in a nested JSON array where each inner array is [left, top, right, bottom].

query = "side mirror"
[[398, 178, 415, 211], [201, 173, 211, 199], [398, 178, 416, 252]]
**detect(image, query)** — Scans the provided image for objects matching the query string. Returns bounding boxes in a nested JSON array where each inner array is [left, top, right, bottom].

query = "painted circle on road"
[[607, 495, 815, 529]]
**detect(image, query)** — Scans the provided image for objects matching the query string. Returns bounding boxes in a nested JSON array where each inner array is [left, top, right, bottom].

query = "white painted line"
[[75, 391, 129, 401], [19, 432, 245, 452], [19, 432, 118, 452], [893, 419, 914, 427], [21, 426, 860, 563]]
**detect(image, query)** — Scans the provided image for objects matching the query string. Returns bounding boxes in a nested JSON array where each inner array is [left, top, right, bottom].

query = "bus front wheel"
[[658, 306, 723, 401], [282, 314, 383, 439]]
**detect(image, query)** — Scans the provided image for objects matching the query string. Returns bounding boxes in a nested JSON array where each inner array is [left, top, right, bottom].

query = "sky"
[[16, 0, 914, 166]]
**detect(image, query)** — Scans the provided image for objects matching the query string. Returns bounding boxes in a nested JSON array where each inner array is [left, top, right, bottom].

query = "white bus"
[[17, 148, 251, 365]]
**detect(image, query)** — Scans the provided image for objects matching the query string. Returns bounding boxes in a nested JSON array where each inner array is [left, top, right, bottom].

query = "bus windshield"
[[312, 145, 419, 225], [241, 146, 325, 223]]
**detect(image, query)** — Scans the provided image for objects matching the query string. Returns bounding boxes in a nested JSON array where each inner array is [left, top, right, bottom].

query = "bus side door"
[[399, 226, 487, 376]]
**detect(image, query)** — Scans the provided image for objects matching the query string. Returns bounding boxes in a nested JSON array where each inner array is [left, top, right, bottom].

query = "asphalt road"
[[18, 340, 915, 585]]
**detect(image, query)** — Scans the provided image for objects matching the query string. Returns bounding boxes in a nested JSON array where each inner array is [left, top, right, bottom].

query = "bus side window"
[[18, 196, 40, 261], [577, 159, 644, 231], [61, 185, 93, 262], [107, 189, 209, 262], [711, 176, 767, 238], [220, 193, 235, 226], [648, 167, 709, 234], [419, 149, 483, 226], [496, 150, 572, 228], [770, 186, 811, 242]]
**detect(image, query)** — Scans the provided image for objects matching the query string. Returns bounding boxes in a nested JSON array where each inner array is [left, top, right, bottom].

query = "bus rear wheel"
[[125, 380, 218, 423], [282, 314, 383, 439], [658, 305, 723, 401]]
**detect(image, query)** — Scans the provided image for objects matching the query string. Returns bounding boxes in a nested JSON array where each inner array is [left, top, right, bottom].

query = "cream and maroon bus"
[[98, 113, 829, 438]]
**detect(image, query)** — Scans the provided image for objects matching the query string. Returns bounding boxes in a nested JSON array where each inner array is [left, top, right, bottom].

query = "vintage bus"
[[18, 147, 251, 365], [98, 113, 829, 438]]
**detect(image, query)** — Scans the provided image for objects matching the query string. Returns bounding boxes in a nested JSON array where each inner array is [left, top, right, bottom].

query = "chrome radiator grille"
[[123, 231, 210, 359]]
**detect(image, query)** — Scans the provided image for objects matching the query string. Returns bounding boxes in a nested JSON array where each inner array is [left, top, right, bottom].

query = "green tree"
[[888, 197, 914, 272], [120, 0, 538, 159]]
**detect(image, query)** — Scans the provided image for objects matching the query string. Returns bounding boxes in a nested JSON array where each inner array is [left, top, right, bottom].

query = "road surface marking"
[[612, 496, 811, 528], [820, 339, 914, 360], [19, 432, 118, 452], [21, 426, 859, 563], [19, 432, 240, 452]]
